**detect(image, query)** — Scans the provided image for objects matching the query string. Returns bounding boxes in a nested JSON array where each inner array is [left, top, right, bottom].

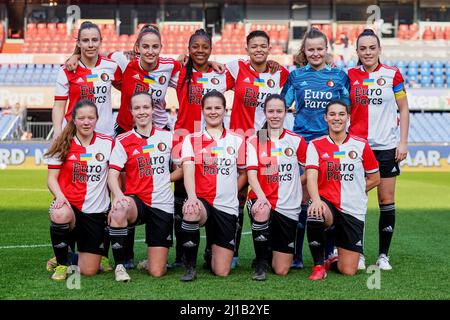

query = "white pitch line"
[[0, 188, 48, 192], [0, 232, 252, 250]]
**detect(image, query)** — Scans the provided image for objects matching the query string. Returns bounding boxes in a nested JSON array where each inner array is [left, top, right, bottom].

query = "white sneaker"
[[358, 254, 366, 270], [137, 259, 148, 271], [115, 264, 131, 282], [376, 254, 392, 270]]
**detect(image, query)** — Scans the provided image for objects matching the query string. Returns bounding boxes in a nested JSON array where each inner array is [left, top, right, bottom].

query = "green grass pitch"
[[0, 170, 449, 299]]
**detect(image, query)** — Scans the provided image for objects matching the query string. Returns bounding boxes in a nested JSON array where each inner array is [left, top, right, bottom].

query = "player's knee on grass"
[[148, 266, 166, 278], [272, 264, 290, 276], [338, 262, 358, 276], [213, 265, 231, 277]]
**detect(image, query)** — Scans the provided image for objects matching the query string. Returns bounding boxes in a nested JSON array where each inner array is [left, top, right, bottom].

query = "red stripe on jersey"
[[190, 134, 219, 205], [115, 130, 155, 206], [308, 137, 343, 211], [116, 57, 177, 131], [54, 96, 68, 100], [247, 137, 279, 209], [348, 67, 369, 139], [228, 60, 289, 134], [57, 141, 88, 211]]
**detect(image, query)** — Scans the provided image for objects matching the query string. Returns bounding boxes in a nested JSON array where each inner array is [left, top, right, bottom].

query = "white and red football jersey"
[[170, 66, 235, 164], [348, 64, 407, 150], [109, 127, 174, 214], [47, 132, 114, 213], [306, 135, 379, 221], [227, 60, 289, 134], [171, 66, 235, 133], [110, 52, 182, 131], [181, 129, 246, 216], [54, 56, 122, 137], [247, 129, 308, 221]]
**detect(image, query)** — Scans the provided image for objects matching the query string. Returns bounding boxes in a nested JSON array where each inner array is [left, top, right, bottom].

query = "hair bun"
[[363, 28, 376, 34]]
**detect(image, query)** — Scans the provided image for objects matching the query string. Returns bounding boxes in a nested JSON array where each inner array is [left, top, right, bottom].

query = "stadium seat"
[[346, 60, 356, 68], [335, 60, 345, 69], [420, 75, 431, 87], [408, 60, 419, 69], [407, 74, 418, 85], [432, 61, 444, 69], [420, 67, 431, 76], [420, 61, 431, 69], [407, 67, 418, 77], [432, 76, 444, 88], [396, 60, 406, 68], [433, 67, 443, 77]]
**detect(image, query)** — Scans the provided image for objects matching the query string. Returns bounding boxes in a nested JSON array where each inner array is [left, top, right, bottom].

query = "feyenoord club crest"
[[159, 75, 166, 85], [377, 77, 386, 86], [284, 147, 294, 157], [227, 146, 235, 155], [348, 150, 358, 159], [101, 73, 109, 82], [211, 77, 220, 85], [158, 142, 167, 152], [267, 79, 275, 88], [327, 80, 335, 87], [95, 153, 105, 161]]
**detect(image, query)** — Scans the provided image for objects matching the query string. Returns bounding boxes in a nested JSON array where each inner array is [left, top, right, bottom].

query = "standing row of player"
[[46, 21, 409, 282]]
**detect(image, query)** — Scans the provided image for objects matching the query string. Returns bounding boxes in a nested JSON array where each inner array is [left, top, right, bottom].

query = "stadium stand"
[[409, 113, 450, 143], [0, 114, 20, 140]]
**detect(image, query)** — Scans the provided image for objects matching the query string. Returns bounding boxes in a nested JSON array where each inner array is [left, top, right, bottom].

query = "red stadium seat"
[[422, 27, 434, 40]]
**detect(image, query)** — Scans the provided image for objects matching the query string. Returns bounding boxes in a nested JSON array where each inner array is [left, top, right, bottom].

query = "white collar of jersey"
[[327, 133, 349, 145], [138, 57, 158, 73], [203, 127, 226, 140], [79, 55, 101, 69], [305, 63, 331, 72], [74, 132, 96, 146], [248, 60, 269, 73]]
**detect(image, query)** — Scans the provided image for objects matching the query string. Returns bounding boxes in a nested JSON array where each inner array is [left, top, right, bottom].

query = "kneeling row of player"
[[46, 91, 380, 282]]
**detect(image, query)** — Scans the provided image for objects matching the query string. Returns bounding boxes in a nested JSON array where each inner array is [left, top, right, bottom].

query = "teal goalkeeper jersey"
[[281, 64, 350, 142]]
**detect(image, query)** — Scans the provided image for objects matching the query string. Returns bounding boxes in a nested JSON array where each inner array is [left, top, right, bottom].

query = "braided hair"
[[184, 29, 212, 97]]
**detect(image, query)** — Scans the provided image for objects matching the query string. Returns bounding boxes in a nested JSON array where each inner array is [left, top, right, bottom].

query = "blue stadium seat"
[[335, 60, 345, 69], [432, 61, 444, 69], [420, 67, 431, 76], [0, 65, 8, 74], [346, 60, 356, 68], [420, 60, 430, 69], [384, 60, 393, 67], [35, 64, 43, 70], [407, 67, 418, 76], [420, 75, 431, 87], [433, 67, 443, 76], [407, 74, 418, 85], [408, 60, 419, 68], [396, 60, 406, 68], [433, 76, 444, 88], [31, 73, 41, 85]]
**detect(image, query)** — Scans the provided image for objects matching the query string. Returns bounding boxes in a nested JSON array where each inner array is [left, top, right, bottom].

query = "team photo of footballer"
[[0, 0, 449, 308]]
